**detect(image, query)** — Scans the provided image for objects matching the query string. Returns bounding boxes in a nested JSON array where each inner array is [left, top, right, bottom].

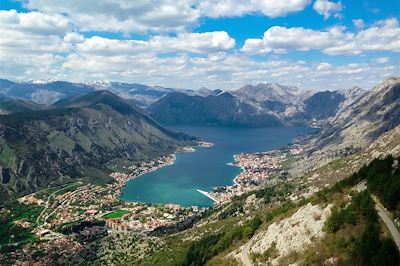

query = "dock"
[[196, 189, 218, 203]]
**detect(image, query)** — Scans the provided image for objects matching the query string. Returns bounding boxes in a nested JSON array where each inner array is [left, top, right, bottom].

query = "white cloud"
[[0, 9, 235, 81], [0, 9, 70, 35], [242, 18, 400, 55], [150, 32, 236, 53], [316, 62, 333, 71], [374, 57, 389, 64], [0, 10, 72, 55], [76, 31, 235, 55], [198, 0, 311, 18], [63, 32, 84, 43], [242, 25, 351, 54], [313, 0, 343, 19], [352, 19, 365, 29], [0, 7, 399, 92], [24, 0, 201, 34], [23, 0, 311, 34], [2, 42, 398, 91]]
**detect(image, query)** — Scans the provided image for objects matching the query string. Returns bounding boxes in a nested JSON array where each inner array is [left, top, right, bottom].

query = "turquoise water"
[[121, 126, 315, 207]]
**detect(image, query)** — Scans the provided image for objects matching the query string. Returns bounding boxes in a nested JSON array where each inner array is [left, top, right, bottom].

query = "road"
[[374, 197, 400, 252], [240, 234, 256, 266], [354, 180, 400, 251], [354, 180, 367, 192], [238, 180, 400, 265], [36, 181, 82, 225]]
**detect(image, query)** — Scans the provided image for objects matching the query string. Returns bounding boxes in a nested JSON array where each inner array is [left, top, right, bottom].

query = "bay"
[[121, 126, 315, 207]]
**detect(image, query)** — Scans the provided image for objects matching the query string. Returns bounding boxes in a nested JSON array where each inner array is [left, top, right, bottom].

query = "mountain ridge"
[[0, 91, 195, 199]]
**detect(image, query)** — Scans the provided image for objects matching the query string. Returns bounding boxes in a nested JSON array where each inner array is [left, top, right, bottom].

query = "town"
[[3, 142, 303, 265], [208, 146, 304, 203]]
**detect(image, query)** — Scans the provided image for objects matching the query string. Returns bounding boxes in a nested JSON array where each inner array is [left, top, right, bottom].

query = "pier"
[[196, 189, 218, 203]]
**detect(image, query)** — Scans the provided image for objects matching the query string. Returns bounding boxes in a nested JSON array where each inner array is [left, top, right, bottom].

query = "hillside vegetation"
[[0, 91, 195, 200]]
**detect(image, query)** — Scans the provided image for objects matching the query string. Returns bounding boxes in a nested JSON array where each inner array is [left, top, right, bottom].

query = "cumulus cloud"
[[0, 5, 399, 91], [0, 9, 70, 35], [313, 0, 343, 19], [76, 31, 235, 55], [316, 62, 333, 71], [198, 0, 311, 18], [0, 10, 72, 55], [58, 51, 399, 90], [242, 18, 400, 55], [24, 0, 200, 34], [22, 0, 311, 34]]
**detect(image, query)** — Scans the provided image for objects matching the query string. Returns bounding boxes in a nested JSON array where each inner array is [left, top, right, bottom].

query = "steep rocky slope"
[[290, 78, 400, 178], [312, 77, 400, 153], [1, 78, 369, 127], [0, 91, 194, 199], [149, 82, 366, 127], [148, 91, 284, 127]]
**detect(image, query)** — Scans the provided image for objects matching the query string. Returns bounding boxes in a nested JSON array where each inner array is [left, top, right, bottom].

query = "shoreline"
[[207, 145, 305, 204], [114, 140, 215, 201]]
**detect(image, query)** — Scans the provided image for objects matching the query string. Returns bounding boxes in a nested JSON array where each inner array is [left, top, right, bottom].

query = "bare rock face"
[[250, 203, 332, 265], [315, 77, 400, 152], [292, 78, 400, 175]]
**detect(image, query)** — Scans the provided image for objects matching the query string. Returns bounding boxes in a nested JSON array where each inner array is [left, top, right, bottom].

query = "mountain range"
[[291, 77, 400, 175], [0, 78, 367, 127], [1, 76, 399, 265], [0, 90, 195, 199], [0, 77, 399, 199]]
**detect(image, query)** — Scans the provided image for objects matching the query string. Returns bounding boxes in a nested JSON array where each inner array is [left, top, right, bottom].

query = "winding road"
[[374, 197, 400, 251], [239, 180, 400, 265], [240, 233, 258, 266], [355, 180, 400, 251]]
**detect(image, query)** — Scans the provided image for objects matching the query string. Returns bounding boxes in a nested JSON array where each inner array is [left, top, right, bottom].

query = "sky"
[[0, 0, 399, 91]]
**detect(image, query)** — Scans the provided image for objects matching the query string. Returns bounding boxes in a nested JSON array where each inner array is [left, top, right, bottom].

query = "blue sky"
[[0, 0, 399, 90]]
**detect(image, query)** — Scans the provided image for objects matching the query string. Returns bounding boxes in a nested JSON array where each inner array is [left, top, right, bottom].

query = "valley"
[[0, 77, 399, 266], [1, 1, 400, 264]]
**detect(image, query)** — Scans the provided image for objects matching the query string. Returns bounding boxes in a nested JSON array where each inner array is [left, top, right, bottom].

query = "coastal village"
[[3, 141, 304, 264], [16, 142, 303, 233], [208, 145, 304, 203], [12, 143, 215, 239]]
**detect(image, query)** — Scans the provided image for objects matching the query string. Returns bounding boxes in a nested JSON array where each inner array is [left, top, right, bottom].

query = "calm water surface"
[[121, 126, 315, 207]]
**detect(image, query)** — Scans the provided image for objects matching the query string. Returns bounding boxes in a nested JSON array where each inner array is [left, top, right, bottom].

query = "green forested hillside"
[[0, 91, 195, 200]]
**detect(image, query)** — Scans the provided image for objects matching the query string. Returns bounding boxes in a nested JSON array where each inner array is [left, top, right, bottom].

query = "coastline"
[[114, 140, 215, 199], [207, 145, 305, 204]]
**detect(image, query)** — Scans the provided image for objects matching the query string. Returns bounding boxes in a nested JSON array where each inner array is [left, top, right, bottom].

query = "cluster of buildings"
[[14, 219, 32, 229], [127, 154, 176, 178], [104, 204, 204, 233], [233, 152, 285, 187], [38, 153, 188, 230], [110, 154, 176, 187], [209, 150, 295, 203], [42, 184, 118, 226], [2, 237, 83, 266]]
